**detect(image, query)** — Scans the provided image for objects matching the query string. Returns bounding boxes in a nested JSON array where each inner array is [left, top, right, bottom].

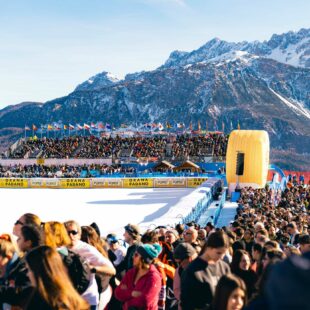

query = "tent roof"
[[177, 160, 201, 169], [154, 160, 175, 168]]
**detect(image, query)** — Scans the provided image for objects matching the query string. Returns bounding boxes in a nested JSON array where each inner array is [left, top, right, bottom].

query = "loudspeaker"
[[236, 152, 245, 176]]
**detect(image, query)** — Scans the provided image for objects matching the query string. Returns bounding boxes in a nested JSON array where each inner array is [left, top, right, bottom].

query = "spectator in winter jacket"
[[0, 224, 42, 308], [115, 243, 162, 310], [24, 245, 89, 309], [173, 243, 198, 309], [65, 220, 115, 310], [230, 250, 257, 299], [181, 231, 231, 310], [117, 223, 141, 276]]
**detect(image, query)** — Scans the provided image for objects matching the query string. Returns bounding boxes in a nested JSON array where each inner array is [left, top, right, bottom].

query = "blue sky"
[[0, 0, 309, 109]]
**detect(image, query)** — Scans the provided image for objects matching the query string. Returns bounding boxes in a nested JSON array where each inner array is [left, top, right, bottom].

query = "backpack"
[[61, 248, 92, 294]]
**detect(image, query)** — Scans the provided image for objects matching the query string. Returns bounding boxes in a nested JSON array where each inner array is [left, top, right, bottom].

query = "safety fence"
[[213, 189, 227, 226], [182, 190, 213, 224], [0, 177, 208, 189]]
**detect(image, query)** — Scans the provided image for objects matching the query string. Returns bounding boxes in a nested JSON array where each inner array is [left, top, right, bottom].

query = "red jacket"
[[115, 264, 162, 310]]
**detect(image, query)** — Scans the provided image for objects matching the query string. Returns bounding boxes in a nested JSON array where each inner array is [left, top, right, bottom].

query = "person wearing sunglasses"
[[13, 213, 41, 238], [64, 220, 115, 310], [115, 243, 162, 309]]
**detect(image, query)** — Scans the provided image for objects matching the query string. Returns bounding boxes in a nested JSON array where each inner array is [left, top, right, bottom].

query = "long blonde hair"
[[25, 245, 89, 309]]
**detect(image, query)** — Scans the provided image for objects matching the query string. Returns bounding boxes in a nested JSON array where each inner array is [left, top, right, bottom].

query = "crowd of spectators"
[[0, 182, 309, 309], [0, 164, 137, 178], [6, 134, 228, 160]]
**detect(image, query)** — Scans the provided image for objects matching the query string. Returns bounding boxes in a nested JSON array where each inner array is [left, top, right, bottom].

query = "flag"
[[97, 123, 104, 129], [222, 121, 225, 132], [84, 123, 90, 130], [25, 125, 30, 131], [151, 123, 157, 128], [54, 124, 61, 130], [69, 124, 75, 130], [105, 123, 111, 130], [158, 123, 164, 131], [63, 125, 68, 130], [121, 123, 128, 128], [32, 124, 37, 131], [198, 121, 201, 131], [166, 122, 172, 129], [237, 121, 240, 130], [47, 124, 53, 130], [177, 123, 183, 128], [91, 122, 97, 129], [77, 124, 83, 130]]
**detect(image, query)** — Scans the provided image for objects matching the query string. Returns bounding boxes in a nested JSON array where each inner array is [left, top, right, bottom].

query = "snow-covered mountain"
[[0, 28, 309, 168], [163, 28, 310, 69], [75, 71, 120, 91]]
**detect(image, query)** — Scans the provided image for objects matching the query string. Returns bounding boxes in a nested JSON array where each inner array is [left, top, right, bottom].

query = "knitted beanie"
[[137, 244, 162, 264]]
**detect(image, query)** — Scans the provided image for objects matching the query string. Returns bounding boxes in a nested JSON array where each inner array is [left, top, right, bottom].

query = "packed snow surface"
[[0, 187, 203, 238]]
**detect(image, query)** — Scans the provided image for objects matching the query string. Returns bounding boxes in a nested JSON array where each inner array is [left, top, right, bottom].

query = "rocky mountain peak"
[[74, 71, 120, 92]]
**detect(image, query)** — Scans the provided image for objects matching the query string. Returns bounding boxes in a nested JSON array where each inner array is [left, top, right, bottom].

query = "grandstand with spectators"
[[0, 129, 309, 310]]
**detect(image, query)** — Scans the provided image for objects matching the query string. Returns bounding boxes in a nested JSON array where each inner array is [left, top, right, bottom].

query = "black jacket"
[[0, 255, 32, 307], [181, 257, 230, 310]]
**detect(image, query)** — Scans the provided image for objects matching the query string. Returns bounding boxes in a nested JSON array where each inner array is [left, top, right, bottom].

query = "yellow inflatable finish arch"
[[226, 130, 269, 190]]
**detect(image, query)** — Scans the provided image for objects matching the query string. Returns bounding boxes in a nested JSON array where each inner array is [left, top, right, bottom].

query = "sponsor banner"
[[29, 179, 45, 188], [123, 178, 153, 188], [153, 178, 187, 188], [92, 178, 123, 188], [171, 178, 187, 187], [60, 178, 90, 188], [0, 178, 28, 188], [45, 179, 60, 188], [187, 177, 208, 187], [154, 178, 170, 188], [36, 158, 45, 165]]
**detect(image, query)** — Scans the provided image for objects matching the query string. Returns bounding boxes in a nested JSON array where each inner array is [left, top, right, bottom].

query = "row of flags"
[[25, 120, 241, 133], [25, 122, 114, 131]]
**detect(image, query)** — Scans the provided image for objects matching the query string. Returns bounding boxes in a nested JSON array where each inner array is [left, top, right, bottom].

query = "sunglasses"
[[14, 220, 24, 226], [67, 230, 79, 236], [125, 225, 135, 235]]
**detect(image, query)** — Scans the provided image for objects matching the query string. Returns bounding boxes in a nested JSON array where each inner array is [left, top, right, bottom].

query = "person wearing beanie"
[[115, 244, 162, 309], [141, 230, 176, 309], [117, 224, 141, 277]]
